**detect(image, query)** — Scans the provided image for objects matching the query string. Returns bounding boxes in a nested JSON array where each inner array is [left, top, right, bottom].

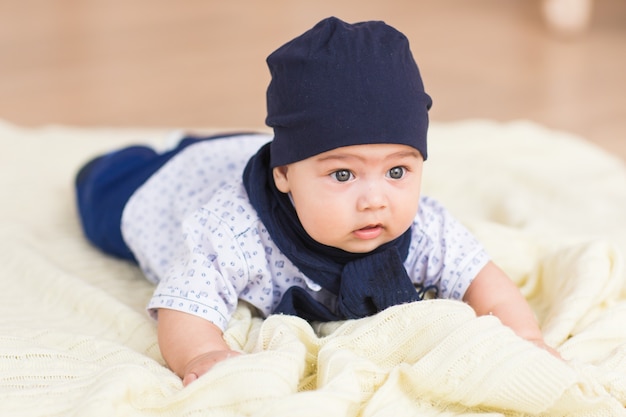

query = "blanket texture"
[[1, 119, 626, 416]]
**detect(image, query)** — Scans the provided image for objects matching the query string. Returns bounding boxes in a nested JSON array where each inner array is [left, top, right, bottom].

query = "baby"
[[76, 17, 557, 386]]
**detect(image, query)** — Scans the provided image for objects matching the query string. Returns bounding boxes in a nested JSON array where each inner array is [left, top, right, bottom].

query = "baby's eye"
[[387, 166, 406, 179], [332, 169, 353, 182]]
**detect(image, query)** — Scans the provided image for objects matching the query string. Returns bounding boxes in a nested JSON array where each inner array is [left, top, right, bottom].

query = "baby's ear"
[[272, 166, 290, 193]]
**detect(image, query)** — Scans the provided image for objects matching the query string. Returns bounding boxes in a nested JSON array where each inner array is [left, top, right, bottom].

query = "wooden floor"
[[1, 0, 625, 159]]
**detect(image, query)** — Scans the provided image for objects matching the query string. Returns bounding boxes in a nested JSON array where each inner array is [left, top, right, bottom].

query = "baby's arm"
[[463, 261, 560, 357], [157, 308, 241, 386]]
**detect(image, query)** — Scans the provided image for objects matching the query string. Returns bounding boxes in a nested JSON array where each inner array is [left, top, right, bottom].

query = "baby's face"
[[273, 143, 423, 253]]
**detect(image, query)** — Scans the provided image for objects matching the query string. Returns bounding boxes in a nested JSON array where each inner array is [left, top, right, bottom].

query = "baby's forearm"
[[156, 308, 232, 379], [479, 296, 544, 342], [464, 262, 544, 343]]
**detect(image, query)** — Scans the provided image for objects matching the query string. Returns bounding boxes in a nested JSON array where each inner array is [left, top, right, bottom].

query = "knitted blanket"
[[2, 119, 626, 416]]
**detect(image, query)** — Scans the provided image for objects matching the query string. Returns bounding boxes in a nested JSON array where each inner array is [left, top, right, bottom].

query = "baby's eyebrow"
[[316, 154, 353, 162], [387, 150, 421, 160]]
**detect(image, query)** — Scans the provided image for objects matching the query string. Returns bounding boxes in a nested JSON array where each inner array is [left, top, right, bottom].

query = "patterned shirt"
[[121, 134, 490, 330]]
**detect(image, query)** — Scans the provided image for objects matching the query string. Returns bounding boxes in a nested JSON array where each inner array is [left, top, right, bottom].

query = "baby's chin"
[[331, 238, 396, 255]]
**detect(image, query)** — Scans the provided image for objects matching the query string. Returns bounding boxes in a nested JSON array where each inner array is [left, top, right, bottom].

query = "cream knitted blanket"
[[2, 119, 626, 416]]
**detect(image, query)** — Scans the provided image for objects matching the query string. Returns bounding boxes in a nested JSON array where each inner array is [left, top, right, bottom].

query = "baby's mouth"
[[353, 224, 383, 240], [360, 224, 379, 230]]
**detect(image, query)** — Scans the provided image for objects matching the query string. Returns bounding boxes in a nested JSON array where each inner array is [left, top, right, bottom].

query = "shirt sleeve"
[[406, 196, 490, 300], [147, 206, 249, 331]]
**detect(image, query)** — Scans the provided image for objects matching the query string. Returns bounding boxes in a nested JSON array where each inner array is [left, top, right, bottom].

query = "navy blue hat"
[[266, 16, 432, 167]]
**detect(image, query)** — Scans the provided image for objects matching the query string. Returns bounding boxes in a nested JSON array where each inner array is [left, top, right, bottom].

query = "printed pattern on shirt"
[[406, 196, 489, 300]]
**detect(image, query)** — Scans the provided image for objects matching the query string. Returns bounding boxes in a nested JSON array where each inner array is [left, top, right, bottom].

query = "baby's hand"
[[182, 349, 241, 386], [531, 339, 562, 360]]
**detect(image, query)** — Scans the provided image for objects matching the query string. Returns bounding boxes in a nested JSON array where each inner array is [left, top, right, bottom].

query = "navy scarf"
[[242, 143, 424, 322]]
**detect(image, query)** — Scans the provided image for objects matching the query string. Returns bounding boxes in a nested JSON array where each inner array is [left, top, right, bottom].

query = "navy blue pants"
[[75, 133, 246, 261]]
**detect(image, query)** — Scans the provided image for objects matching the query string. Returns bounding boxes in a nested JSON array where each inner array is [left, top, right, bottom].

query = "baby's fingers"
[[182, 350, 241, 386], [182, 372, 198, 386]]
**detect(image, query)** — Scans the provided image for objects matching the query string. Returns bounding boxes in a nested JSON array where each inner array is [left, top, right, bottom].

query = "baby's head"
[[266, 16, 432, 167], [266, 17, 432, 253]]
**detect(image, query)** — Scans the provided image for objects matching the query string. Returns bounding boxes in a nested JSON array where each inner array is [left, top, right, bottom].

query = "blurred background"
[[1, 0, 624, 159]]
